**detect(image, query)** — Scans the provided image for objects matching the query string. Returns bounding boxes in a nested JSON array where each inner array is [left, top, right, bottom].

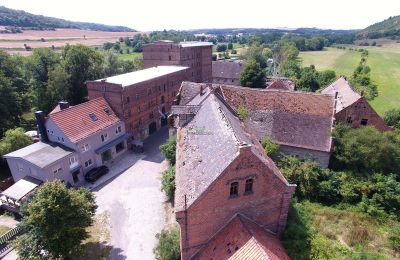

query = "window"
[[101, 133, 109, 142], [17, 163, 24, 172], [230, 182, 239, 197], [245, 179, 253, 194], [89, 113, 98, 121], [69, 156, 77, 165], [161, 96, 165, 104], [126, 96, 130, 103], [169, 55, 171, 61], [84, 159, 93, 168], [101, 85, 106, 92], [346, 116, 353, 124], [103, 107, 113, 116], [61, 137, 65, 143], [116, 141, 125, 153], [361, 118, 368, 126], [163, 84, 166, 92], [81, 143, 90, 152], [116, 126, 122, 134], [53, 166, 62, 174]]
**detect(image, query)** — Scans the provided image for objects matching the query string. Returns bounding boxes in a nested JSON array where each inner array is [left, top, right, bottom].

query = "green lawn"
[[116, 52, 142, 61], [300, 46, 400, 115]]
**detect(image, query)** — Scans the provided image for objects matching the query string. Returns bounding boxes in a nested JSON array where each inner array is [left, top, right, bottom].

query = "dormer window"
[[89, 113, 98, 121], [103, 107, 113, 116]]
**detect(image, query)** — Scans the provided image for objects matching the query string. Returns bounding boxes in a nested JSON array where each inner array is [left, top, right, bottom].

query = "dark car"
[[84, 166, 109, 183]]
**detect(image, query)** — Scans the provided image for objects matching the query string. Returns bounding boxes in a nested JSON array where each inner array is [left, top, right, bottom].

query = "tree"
[[0, 127, 32, 157], [0, 74, 22, 137], [296, 65, 320, 92], [161, 166, 175, 201], [239, 59, 266, 88], [384, 108, 400, 129], [14, 181, 97, 259], [47, 64, 70, 106], [332, 125, 400, 174], [62, 45, 105, 105], [227, 42, 233, 50], [216, 44, 227, 52], [261, 137, 280, 157], [154, 227, 180, 260], [160, 135, 176, 165]]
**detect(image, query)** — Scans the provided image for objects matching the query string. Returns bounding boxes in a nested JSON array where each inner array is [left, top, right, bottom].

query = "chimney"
[[58, 101, 69, 110], [35, 111, 48, 142]]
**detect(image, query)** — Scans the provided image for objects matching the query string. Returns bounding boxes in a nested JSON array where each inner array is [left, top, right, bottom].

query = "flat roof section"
[[179, 41, 213, 48], [96, 66, 189, 87]]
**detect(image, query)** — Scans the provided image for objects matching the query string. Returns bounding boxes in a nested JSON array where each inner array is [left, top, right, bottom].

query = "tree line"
[[0, 46, 143, 139]]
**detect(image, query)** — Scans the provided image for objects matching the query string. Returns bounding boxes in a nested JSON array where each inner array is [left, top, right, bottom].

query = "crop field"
[[300, 46, 400, 115], [0, 28, 144, 54]]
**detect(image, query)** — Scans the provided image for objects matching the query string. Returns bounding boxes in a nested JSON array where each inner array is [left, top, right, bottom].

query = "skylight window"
[[103, 107, 113, 116], [89, 113, 98, 121]]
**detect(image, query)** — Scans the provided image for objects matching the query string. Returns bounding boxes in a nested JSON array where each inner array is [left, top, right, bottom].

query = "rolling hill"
[[358, 15, 400, 39], [0, 6, 135, 32]]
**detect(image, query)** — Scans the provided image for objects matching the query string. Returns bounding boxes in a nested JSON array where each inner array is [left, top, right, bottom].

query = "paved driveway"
[[94, 128, 169, 260]]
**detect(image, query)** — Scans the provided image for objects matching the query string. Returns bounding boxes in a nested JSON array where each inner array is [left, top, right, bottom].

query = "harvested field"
[[0, 28, 145, 53]]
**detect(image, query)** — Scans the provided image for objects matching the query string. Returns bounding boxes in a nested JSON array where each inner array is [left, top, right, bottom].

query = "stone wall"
[[278, 144, 331, 168]]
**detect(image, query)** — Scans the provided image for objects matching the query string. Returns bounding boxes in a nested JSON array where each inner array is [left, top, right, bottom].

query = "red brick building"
[[86, 66, 189, 140], [143, 40, 213, 83], [321, 77, 391, 132], [171, 86, 296, 259]]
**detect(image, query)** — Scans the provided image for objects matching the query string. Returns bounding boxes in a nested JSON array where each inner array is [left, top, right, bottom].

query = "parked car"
[[84, 166, 109, 183]]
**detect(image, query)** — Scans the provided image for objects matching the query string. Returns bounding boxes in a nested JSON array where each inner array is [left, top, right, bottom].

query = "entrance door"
[[72, 169, 80, 183], [148, 122, 157, 135], [101, 149, 112, 164]]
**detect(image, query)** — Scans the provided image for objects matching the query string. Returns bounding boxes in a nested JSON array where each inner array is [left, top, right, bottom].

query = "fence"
[[0, 226, 24, 254]]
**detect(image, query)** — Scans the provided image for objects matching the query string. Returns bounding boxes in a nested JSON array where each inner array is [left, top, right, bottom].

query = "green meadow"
[[300, 46, 400, 115]]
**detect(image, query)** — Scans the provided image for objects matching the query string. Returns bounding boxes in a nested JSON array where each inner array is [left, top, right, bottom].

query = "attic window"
[[361, 118, 368, 126], [89, 113, 98, 121], [103, 107, 113, 116]]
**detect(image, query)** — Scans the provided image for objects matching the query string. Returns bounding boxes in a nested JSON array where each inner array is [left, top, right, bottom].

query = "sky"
[[1, 0, 400, 31]]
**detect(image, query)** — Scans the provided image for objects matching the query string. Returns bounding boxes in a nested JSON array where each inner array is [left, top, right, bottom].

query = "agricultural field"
[[300, 46, 400, 115], [0, 28, 143, 54]]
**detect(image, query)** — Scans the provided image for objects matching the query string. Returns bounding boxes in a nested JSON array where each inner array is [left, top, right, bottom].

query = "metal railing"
[[0, 226, 24, 254]]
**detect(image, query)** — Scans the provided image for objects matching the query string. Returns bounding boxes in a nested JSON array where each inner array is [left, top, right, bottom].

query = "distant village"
[[0, 39, 392, 259]]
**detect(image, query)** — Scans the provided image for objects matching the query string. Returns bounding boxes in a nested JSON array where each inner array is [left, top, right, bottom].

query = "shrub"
[[384, 108, 400, 128], [237, 106, 250, 121], [389, 225, 400, 251], [161, 166, 175, 201], [160, 136, 176, 165], [261, 137, 280, 157], [154, 227, 180, 260], [231, 49, 237, 54]]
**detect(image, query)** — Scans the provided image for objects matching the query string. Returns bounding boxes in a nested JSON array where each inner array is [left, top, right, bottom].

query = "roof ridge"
[[49, 97, 106, 116]]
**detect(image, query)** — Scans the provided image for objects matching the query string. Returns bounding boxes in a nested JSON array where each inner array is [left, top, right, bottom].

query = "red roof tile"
[[191, 214, 290, 260], [48, 97, 120, 143]]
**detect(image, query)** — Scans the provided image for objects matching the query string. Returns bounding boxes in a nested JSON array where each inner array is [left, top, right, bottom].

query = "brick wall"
[[87, 69, 189, 140], [176, 146, 295, 259], [336, 97, 391, 132]]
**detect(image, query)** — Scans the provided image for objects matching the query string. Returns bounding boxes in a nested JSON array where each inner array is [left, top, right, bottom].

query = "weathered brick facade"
[[86, 66, 189, 140], [143, 40, 213, 83], [321, 76, 391, 132], [173, 88, 295, 259], [335, 97, 391, 132], [176, 147, 295, 259]]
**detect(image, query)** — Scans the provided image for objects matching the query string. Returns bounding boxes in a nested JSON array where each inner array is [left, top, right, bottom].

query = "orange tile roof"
[[48, 97, 120, 143], [191, 214, 290, 260]]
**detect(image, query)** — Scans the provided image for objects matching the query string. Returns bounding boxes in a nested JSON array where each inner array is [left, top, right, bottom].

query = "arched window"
[[230, 182, 239, 197], [245, 179, 253, 194]]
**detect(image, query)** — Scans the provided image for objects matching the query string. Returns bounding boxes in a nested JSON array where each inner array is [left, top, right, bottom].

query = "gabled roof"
[[48, 97, 120, 143], [93, 66, 188, 87], [321, 76, 361, 112], [220, 85, 335, 152], [4, 142, 73, 168], [174, 87, 290, 211], [212, 61, 244, 80], [191, 214, 290, 260], [266, 77, 295, 91]]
